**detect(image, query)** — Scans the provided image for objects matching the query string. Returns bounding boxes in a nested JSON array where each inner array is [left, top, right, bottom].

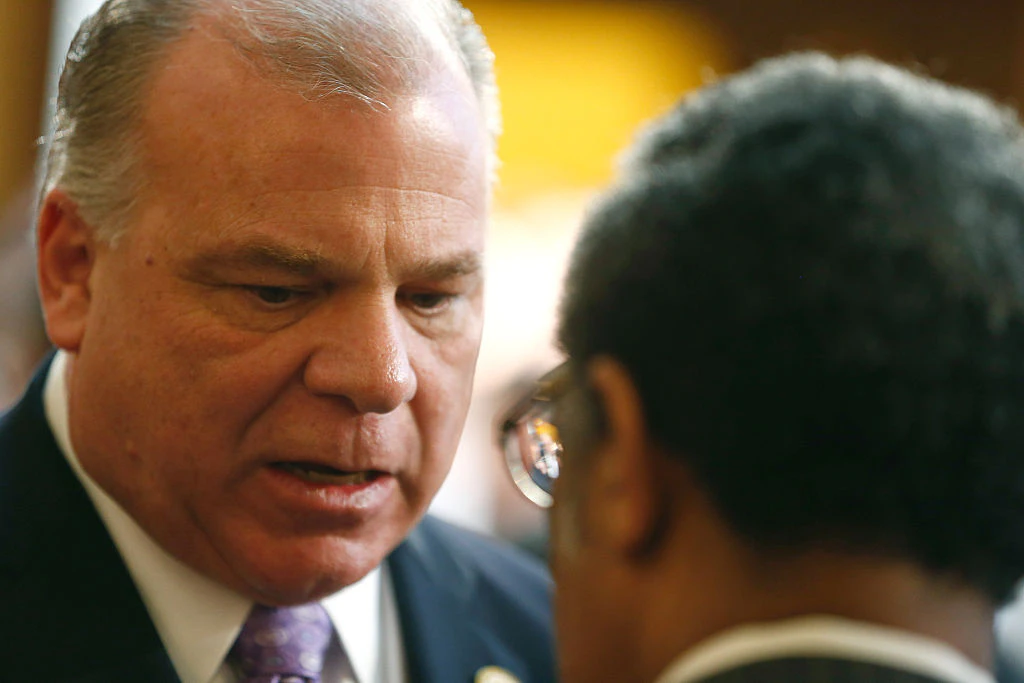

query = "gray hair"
[[41, 0, 500, 244]]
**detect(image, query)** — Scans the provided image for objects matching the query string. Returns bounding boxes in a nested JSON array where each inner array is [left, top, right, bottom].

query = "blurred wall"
[[0, 0, 51, 217], [0, 0, 52, 406], [702, 0, 1023, 103]]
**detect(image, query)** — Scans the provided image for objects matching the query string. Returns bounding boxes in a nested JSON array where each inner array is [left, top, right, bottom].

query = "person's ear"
[[37, 189, 97, 352], [584, 355, 664, 559]]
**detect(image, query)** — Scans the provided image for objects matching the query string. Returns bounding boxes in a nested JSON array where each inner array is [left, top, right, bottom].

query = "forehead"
[[134, 20, 488, 232]]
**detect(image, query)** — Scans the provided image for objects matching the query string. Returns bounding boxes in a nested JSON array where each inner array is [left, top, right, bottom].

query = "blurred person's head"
[[35, 0, 495, 605], [520, 53, 1024, 682]]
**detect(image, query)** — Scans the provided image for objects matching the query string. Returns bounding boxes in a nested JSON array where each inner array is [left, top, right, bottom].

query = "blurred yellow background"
[[466, 1, 730, 203]]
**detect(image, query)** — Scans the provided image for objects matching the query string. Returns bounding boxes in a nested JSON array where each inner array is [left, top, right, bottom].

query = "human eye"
[[243, 285, 304, 306], [400, 290, 458, 315]]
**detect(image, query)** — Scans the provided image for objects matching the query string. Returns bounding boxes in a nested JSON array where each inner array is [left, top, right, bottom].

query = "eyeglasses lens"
[[502, 401, 563, 508]]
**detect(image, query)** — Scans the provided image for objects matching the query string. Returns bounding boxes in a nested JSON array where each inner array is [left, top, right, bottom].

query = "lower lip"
[[257, 466, 396, 519]]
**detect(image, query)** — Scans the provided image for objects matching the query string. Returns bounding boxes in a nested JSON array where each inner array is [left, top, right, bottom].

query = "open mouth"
[[271, 462, 384, 486]]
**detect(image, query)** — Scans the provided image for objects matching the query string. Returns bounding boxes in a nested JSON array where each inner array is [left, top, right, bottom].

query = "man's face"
[[60, 28, 488, 604]]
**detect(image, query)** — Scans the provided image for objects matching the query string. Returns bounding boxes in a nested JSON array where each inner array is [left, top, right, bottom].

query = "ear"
[[36, 189, 98, 352], [584, 355, 664, 559]]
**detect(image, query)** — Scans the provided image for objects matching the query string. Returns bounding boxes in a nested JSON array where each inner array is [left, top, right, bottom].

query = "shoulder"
[[413, 514, 551, 588], [415, 516, 552, 573], [390, 513, 553, 636], [387, 515, 555, 681]]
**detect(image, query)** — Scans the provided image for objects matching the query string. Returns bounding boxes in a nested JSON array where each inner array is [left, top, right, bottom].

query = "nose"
[[302, 298, 417, 414]]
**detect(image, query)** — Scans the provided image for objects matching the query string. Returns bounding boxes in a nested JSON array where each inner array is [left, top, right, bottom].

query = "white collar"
[[44, 351, 385, 683], [653, 615, 995, 683]]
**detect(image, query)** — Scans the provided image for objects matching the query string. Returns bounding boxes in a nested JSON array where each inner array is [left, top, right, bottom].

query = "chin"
[[240, 556, 379, 606], [230, 532, 393, 602]]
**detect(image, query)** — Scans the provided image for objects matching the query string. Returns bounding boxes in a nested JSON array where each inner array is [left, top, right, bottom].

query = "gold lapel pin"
[[474, 665, 521, 683]]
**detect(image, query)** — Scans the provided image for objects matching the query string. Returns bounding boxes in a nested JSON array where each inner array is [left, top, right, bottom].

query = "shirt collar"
[[653, 615, 995, 683], [44, 350, 383, 683]]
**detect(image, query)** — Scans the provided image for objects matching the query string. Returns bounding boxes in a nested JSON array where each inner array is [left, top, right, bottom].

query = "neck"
[[625, 531, 995, 683], [746, 551, 994, 662]]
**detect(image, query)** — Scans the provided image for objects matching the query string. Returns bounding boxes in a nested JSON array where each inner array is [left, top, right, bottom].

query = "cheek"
[[403, 340, 479, 486], [429, 299, 484, 372], [551, 493, 582, 576], [550, 476, 596, 624], [552, 521, 594, 683], [409, 377, 465, 473], [134, 303, 312, 423], [411, 330, 480, 425]]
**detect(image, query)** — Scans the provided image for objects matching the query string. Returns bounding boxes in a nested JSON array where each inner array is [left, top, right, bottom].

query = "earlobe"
[[586, 356, 666, 559], [36, 189, 97, 352]]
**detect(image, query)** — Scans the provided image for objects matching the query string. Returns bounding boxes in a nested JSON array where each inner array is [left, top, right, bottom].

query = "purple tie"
[[230, 603, 334, 683]]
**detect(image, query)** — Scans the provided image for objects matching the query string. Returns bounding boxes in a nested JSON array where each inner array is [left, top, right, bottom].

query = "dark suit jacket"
[[997, 646, 1024, 683], [0, 361, 556, 683], [996, 602, 1024, 683], [690, 657, 977, 683]]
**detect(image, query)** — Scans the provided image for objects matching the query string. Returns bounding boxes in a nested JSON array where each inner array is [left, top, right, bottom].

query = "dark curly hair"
[[558, 53, 1024, 604]]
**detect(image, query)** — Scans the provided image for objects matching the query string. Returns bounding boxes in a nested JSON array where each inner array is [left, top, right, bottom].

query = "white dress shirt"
[[653, 615, 995, 683], [44, 351, 407, 683]]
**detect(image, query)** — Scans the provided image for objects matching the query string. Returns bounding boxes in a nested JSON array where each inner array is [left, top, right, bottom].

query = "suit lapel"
[[387, 519, 536, 683], [0, 358, 181, 683]]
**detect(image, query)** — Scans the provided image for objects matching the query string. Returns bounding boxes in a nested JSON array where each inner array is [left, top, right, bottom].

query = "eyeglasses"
[[497, 363, 570, 508]]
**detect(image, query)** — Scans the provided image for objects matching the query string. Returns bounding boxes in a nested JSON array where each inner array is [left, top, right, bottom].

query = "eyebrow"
[[188, 242, 326, 278], [186, 240, 482, 282], [411, 251, 483, 281]]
